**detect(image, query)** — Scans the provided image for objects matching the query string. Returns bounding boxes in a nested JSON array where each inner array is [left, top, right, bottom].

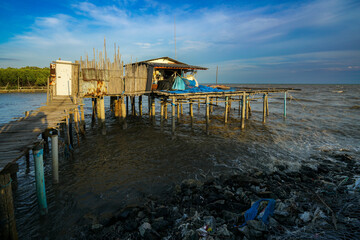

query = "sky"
[[0, 0, 359, 84]]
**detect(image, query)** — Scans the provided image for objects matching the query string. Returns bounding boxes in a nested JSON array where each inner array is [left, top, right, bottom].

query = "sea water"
[[0, 85, 359, 239]]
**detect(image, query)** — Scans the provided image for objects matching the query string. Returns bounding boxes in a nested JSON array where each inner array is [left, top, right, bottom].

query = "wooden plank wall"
[[124, 64, 147, 94]]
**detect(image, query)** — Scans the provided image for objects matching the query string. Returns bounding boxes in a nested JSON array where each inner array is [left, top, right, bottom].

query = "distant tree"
[[0, 67, 50, 87]]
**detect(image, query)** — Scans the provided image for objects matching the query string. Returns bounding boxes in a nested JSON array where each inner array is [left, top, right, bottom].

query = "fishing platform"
[[0, 50, 298, 239]]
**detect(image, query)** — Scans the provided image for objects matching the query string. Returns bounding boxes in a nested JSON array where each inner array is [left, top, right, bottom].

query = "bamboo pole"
[[284, 92, 287, 118], [263, 94, 266, 124], [246, 96, 249, 120], [241, 93, 246, 129], [206, 96, 210, 134], [266, 94, 269, 116], [224, 96, 229, 124], [172, 98, 176, 135]]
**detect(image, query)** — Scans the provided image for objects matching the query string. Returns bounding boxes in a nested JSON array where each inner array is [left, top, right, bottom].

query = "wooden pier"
[[0, 96, 80, 239]]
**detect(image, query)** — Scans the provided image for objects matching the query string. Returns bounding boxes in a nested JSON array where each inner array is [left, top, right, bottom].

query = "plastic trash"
[[237, 198, 275, 227]]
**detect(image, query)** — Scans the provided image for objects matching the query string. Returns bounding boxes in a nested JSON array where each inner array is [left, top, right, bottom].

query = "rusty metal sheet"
[[80, 80, 108, 97]]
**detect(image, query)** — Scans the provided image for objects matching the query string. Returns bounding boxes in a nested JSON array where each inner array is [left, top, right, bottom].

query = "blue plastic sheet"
[[172, 76, 186, 90], [166, 85, 235, 94], [239, 198, 275, 227]]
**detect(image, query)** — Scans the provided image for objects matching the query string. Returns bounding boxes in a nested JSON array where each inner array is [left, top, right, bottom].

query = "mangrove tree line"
[[0, 67, 50, 88]]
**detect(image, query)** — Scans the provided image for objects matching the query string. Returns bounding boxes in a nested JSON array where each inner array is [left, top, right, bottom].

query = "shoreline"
[[0, 89, 46, 93], [72, 150, 360, 240]]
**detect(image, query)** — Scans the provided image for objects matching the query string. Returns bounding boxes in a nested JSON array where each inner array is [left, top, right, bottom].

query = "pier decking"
[[0, 96, 78, 172]]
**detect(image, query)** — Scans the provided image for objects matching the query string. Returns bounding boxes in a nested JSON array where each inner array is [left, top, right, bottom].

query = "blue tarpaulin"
[[166, 85, 235, 94], [238, 198, 276, 227]]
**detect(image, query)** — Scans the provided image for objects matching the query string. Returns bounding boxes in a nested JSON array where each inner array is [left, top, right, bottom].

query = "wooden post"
[[164, 99, 168, 120], [263, 94, 266, 124], [160, 99, 164, 121], [110, 96, 116, 112], [238, 96, 241, 115], [177, 101, 180, 119], [0, 173, 18, 240], [25, 111, 30, 118], [172, 98, 176, 135], [120, 96, 127, 129], [121, 96, 126, 119], [198, 100, 200, 111], [96, 97, 101, 120], [246, 96, 249, 120], [65, 111, 71, 148], [139, 96, 143, 116], [2, 164, 19, 192], [241, 93, 246, 129], [92, 98, 96, 123], [51, 130, 59, 184], [74, 108, 80, 146], [248, 99, 252, 117], [228, 97, 232, 119], [151, 96, 156, 122], [33, 142, 48, 215], [42, 131, 49, 153], [189, 100, 193, 128], [46, 76, 49, 105], [284, 92, 287, 118], [206, 96, 210, 134], [100, 97, 106, 135], [131, 96, 136, 116], [210, 97, 213, 114], [224, 96, 229, 124], [126, 96, 129, 116], [80, 100, 86, 132], [25, 151, 30, 174], [148, 95, 151, 116], [266, 94, 269, 116], [114, 99, 119, 117], [69, 113, 74, 147], [180, 103, 183, 116]]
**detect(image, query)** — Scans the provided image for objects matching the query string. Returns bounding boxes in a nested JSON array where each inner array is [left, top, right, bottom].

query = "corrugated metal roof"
[[125, 57, 208, 70], [147, 62, 208, 70]]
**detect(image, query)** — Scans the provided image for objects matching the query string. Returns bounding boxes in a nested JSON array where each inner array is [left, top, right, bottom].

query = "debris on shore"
[[75, 152, 360, 240]]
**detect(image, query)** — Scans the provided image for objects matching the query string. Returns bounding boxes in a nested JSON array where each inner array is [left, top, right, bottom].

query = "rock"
[[154, 206, 168, 218], [238, 226, 250, 239], [182, 179, 203, 189], [217, 224, 231, 237], [152, 217, 170, 232], [221, 210, 240, 222], [247, 220, 267, 232], [183, 229, 198, 240], [299, 211, 311, 223], [139, 222, 151, 237], [137, 211, 145, 219], [236, 187, 243, 195], [91, 223, 103, 231]]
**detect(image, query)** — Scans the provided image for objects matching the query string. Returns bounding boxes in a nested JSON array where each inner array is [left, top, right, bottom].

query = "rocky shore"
[[74, 151, 360, 240]]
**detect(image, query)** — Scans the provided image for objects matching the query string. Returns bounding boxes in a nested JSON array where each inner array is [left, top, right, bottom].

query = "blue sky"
[[0, 0, 359, 83]]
